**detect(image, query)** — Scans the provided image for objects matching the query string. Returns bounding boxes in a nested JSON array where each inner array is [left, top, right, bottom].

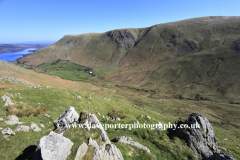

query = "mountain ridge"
[[16, 16, 240, 103]]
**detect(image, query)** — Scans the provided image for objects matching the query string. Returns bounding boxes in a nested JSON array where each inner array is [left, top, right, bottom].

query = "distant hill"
[[0, 44, 51, 53], [17, 16, 240, 103]]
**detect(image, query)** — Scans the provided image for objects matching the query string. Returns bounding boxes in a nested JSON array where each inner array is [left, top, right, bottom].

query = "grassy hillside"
[[0, 61, 240, 159], [15, 16, 240, 103], [1, 77, 240, 160], [13, 60, 94, 81], [0, 66, 196, 159]]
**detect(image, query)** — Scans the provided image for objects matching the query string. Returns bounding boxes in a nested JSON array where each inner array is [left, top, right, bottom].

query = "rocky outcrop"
[[32, 131, 73, 160], [90, 113, 110, 143], [16, 125, 29, 132], [92, 143, 124, 160], [33, 107, 125, 160], [75, 142, 88, 160], [53, 106, 79, 128], [1, 95, 15, 107], [30, 123, 41, 132], [172, 113, 236, 160], [173, 113, 217, 159], [0, 76, 42, 88], [88, 137, 124, 160], [79, 111, 110, 144], [1, 127, 15, 138], [78, 111, 124, 160], [115, 136, 150, 153], [4, 115, 19, 125], [88, 137, 99, 148]]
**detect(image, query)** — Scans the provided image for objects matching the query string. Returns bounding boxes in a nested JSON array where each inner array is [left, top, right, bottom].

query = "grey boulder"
[[115, 117, 120, 121], [4, 115, 19, 125], [1, 127, 15, 138], [16, 125, 29, 132], [53, 106, 79, 128], [115, 136, 150, 153], [31, 123, 41, 132], [173, 113, 218, 159], [75, 142, 88, 160], [32, 131, 73, 160], [1, 95, 15, 107], [79, 112, 110, 143], [92, 143, 124, 160]]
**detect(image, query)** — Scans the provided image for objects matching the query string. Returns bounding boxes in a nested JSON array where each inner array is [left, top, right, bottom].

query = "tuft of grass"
[[108, 109, 127, 119], [6, 104, 47, 117]]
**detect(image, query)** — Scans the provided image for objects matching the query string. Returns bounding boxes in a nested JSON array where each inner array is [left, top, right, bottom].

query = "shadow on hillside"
[[15, 145, 37, 160]]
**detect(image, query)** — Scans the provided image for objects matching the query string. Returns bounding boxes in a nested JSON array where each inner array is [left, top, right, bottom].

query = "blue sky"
[[0, 0, 240, 43]]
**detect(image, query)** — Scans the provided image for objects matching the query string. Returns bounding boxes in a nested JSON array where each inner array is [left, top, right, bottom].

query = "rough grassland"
[[0, 87, 195, 160], [0, 60, 240, 159], [16, 16, 240, 104], [13, 60, 94, 81]]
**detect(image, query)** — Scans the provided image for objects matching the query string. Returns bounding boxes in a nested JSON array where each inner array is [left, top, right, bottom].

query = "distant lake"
[[0, 48, 38, 62]]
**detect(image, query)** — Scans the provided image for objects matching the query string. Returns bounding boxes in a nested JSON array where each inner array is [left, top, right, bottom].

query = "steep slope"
[[17, 16, 240, 103], [17, 29, 142, 69]]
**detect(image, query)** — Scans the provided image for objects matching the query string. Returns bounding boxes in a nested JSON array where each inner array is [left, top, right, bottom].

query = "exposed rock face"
[[89, 113, 110, 143], [79, 112, 110, 144], [1, 95, 11, 101], [75, 142, 88, 160], [88, 137, 99, 149], [1, 95, 15, 107], [53, 106, 79, 128], [32, 131, 73, 160], [79, 111, 124, 160], [115, 136, 150, 153], [1, 127, 15, 138], [92, 143, 124, 160], [16, 125, 29, 132], [107, 29, 138, 51], [0, 76, 42, 88], [173, 113, 218, 159], [4, 115, 19, 125]]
